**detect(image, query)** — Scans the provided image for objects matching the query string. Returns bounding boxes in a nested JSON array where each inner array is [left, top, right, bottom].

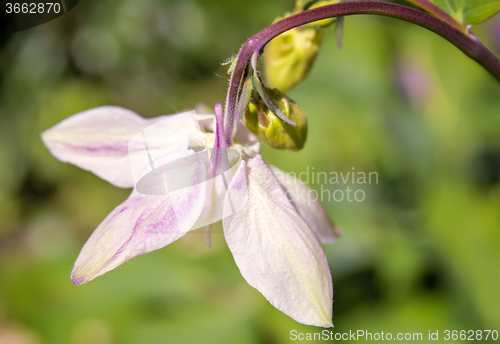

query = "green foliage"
[[428, 0, 500, 25], [463, 0, 500, 25]]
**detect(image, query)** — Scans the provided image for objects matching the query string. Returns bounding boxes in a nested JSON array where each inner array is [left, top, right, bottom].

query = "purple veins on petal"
[[71, 152, 208, 285]]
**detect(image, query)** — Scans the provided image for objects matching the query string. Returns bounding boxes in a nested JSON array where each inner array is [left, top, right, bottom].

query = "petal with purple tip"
[[71, 150, 207, 285], [41, 106, 202, 188]]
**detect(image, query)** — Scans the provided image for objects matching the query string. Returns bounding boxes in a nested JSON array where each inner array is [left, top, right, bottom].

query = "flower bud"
[[263, 24, 323, 92], [244, 88, 308, 151]]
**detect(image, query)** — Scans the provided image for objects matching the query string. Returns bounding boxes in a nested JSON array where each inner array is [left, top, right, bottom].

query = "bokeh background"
[[1, 0, 500, 343]]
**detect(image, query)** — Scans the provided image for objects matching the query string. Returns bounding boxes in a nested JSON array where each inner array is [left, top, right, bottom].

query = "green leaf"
[[430, 0, 465, 15], [427, 0, 500, 25], [464, 0, 500, 25], [427, 0, 465, 24]]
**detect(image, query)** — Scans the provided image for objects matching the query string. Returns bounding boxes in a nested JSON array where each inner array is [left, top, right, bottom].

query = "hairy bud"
[[244, 88, 308, 151]]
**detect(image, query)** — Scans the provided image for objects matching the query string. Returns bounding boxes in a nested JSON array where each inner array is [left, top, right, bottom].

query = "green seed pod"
[[263, 25, 323, 92], [244, 88, 308, 151]]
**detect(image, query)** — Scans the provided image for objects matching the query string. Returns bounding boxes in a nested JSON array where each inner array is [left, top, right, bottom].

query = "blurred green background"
[[1, 0, 500, 343]]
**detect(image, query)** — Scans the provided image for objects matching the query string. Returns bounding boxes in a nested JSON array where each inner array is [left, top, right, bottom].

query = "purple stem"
[[404, 0, 464, 32], [224, 1, 500, 145]]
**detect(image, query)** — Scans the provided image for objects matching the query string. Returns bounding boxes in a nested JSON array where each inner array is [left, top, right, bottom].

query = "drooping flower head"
[[39, 0, 352, 329], [42, 102, 341, 327]]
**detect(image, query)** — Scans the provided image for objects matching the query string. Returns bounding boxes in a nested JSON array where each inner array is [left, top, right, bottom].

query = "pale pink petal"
[[193, 111, 259, 157], [234, 121, 260, 157], [269, 165, 342, 244], [223, 156, 333, 327], [194, 113, 216, 132], [41, 106, 201, 188], [190, 104, 247, 233], [71, 151, 207, 285]]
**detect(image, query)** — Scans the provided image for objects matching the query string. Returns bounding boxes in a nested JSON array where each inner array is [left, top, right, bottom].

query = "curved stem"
[[224, 1, 500, 145], [404, 0, 465, 32]]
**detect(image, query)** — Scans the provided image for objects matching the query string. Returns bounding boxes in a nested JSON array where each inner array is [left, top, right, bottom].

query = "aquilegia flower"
[[41, 102, 341, 327]]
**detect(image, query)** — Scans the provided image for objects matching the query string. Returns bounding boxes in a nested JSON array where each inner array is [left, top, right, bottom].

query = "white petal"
[[194, 113, 216, 132], [41, 106, 202, 188], [269, 165, 342, 244], [223, 156, 333, 327], [190, 105, 247, 231], [193, 112, 259, 157], [234, 121, 260, 157], [71, 151, 207, 285]]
